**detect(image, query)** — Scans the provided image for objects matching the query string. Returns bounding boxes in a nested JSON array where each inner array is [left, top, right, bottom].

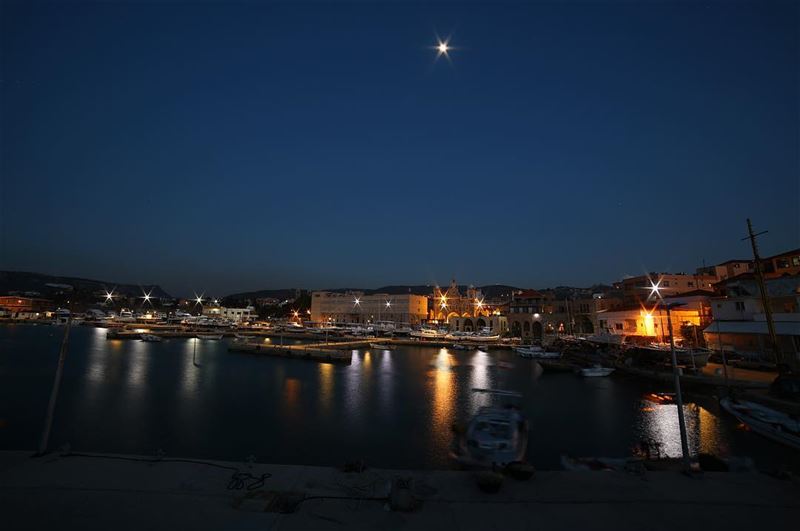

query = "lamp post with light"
[[648, 279, 691, 472]]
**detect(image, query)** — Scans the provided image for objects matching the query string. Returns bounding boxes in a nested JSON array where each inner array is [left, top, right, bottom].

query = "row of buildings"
[[308, 248, 800, 362]]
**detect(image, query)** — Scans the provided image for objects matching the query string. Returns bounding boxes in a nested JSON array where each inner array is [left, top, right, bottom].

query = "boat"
[[140, 333, 163, 342], [451, 389, 529, 469], [197, 334, 223, 340], [410, 328, 448, 339], [463, 327, 501, 342], [720, 397, 800, 450], [369, 343, 396, 350], [585, 332, 625, 346], [514, 346, 560, 359], [393, 326, 413, 336], [451, 343, 471, 351], [579, 365, 615, 377]]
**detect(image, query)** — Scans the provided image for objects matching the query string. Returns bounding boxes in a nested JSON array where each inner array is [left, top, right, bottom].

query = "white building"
[[702, 274, 800, 362], [311, 291, 428, 325]]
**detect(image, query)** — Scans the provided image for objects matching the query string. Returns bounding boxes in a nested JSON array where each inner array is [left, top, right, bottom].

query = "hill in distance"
[[0, 271, 172, 299]]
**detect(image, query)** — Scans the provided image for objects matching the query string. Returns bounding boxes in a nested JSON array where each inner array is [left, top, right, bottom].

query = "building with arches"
[[430, 280, 492, 323]]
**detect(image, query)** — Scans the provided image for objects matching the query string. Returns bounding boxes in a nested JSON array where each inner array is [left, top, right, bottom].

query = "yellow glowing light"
[[642, 311, 656, 336]]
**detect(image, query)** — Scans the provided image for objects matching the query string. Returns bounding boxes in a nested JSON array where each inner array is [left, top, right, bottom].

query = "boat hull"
[[720, 398, 800, 450]]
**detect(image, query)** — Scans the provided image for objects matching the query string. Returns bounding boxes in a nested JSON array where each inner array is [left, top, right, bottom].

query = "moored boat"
[[369, 343, 396, 350], [451, 343, 470, 350], [720, 397, 800, 450], [451, 389, 529, 469], [579, 365, 615, 377], [410, 328, 448, 339], [197, 334, 223, 340], [514, 346, 560, 359], [139, 333, 163, 342]]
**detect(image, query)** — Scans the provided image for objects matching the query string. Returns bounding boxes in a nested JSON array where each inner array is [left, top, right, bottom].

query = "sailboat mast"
[[744, 218, 782, 368]]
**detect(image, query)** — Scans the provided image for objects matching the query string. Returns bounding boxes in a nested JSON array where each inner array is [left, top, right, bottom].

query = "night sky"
[[1, 1, 798, 296]]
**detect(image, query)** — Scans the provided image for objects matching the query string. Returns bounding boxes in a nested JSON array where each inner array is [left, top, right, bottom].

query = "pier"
[[228, 340, 361, 363], [1, 451, 797, 531]]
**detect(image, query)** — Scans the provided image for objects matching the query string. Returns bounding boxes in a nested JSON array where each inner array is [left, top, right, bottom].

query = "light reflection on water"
[[378, 350, 393, 412], [126, 340, 148, 388], [637, 400, 723, 458], [180, 339, 200, 397], [4, 325, 798, 471], [468, 350, 491, 413], [318, 362, 333, 414], [430, 349, 456, 449]]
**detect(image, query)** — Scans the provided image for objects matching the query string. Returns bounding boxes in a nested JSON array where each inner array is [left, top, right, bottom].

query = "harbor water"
[[1, 324, 797, 470]]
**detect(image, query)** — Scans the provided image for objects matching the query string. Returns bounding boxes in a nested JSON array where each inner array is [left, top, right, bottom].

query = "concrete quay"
[[0, 451, 797, 531]]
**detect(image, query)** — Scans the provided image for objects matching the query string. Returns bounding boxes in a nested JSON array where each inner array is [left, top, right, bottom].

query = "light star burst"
[[431, 36, 456, 62]]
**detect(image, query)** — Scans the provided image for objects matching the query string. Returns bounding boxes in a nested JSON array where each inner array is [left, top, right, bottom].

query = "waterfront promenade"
[[1, 451, 797, 530]]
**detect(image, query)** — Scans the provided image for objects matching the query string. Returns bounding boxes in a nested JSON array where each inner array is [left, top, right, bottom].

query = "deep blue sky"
[[1, 1, 798, 297]]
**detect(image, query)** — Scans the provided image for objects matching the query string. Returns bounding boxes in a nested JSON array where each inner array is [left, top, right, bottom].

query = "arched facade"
[[432, 280, 492, 322]]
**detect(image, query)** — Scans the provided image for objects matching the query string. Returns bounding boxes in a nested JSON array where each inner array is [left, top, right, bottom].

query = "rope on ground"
[[50, 451, 272, 490]]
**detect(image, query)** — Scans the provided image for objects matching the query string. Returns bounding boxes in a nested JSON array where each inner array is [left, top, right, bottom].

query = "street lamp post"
[[646, 278, 691, 471], [665, 301, 691, 472]]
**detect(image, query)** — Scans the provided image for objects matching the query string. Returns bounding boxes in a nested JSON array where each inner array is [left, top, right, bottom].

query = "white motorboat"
[[139, 333, 163, 342], [369, 343, 396, 350], [393, 326, 413, 336], [720, 398, 800, 450], [451, 389, 529, 469], [464, 328, 501, 342], [451, 343, 471, 351], [410, 328, 448, 339], [579, 365, 615, 377], [197, 334, 223, 340]]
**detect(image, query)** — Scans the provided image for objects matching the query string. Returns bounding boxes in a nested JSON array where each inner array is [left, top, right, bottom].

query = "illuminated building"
[[310, 291, 428, 324], [0, 296, 53, 314], [619, 273, 716, 307], [430, 280, 490, 322], [596, 306, 702, 342]]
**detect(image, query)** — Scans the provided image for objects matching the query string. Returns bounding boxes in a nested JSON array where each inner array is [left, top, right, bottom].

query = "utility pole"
[[37, 318, 71, 455], [743, 219, 782, 368], [666, 303, 691, 472]]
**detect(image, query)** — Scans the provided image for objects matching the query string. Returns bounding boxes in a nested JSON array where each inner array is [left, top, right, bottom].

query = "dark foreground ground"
[[1, 451, 798, 530]]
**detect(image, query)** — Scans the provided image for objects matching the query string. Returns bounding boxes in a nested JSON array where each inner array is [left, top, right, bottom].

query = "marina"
[[1, 323, 798, 472]]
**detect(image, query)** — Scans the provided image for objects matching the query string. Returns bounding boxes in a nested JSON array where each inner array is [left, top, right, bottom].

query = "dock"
[[228, 340, 359, 363], [1, 450, 797, 531], [616, 364, 772, 389]]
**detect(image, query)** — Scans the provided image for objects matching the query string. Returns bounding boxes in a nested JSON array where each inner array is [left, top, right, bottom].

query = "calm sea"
[[1, 323, 797, 470]]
